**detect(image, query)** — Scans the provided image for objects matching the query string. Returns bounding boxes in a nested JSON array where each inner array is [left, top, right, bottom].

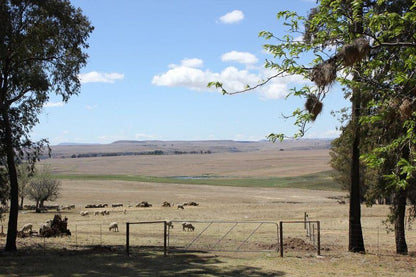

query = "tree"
[[27, 167, 61, 211], [330, 122, 378, 203], [209, 0, 416, 253], [210, 0, 368, 252], [356, 1, 416, 254], [0, 166, 9, 223], [17, 164, 32, 209], [0, 0, 93, 251]]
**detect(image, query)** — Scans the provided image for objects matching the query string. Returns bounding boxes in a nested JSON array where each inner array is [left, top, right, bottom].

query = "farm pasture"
[[43, 149, 331, 177], [0, 147, 415, 276]]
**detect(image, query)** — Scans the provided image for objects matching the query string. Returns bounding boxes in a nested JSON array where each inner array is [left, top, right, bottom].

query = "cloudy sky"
[[32, 0, 348, 145]]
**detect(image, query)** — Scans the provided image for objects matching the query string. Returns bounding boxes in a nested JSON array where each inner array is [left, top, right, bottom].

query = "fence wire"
[[1, 218, 415, 257]]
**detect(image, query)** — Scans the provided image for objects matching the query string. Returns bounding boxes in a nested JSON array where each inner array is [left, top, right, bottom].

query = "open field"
[[42, 148, 332, 178], [1, 180, 415, 276], [1, 143, 416, 276]]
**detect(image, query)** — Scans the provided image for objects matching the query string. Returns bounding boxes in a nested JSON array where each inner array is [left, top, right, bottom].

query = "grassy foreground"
[[1, 247, 415, 277], [54, 170, 340, 191]]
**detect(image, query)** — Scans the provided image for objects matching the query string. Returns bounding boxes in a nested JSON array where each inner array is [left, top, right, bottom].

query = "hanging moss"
[[399, 99, 414, 120], [311, 61, 337, 88], [305, 94, 323, 121], [340, 38, 370, 66]]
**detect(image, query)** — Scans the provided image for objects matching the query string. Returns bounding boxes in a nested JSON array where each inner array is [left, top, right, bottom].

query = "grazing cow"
[[109, 222, 119, 232], [162, 201, 171, 207], [80, 211, 89, 216], [182, 222, 195, 231]]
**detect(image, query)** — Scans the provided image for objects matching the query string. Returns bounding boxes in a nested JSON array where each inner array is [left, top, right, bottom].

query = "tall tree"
[[0, 0, 93, 251], [330, 121, 378, 203], [209, 0, 416, 253], [358, 0, 416, 254]]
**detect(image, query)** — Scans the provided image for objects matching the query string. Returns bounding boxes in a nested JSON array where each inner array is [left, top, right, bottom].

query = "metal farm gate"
[[167, 220, 279, 253], [126, 220, 279, 256], [126, 218, 320, 257]]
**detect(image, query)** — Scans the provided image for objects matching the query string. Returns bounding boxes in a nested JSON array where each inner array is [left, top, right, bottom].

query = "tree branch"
[[225, 71, 288, 95], [372, 42, 416, 48], [7, 87, 33, 105]]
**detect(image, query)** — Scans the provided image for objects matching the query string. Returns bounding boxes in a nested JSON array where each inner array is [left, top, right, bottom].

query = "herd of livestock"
[[17, 200, 199, 238]]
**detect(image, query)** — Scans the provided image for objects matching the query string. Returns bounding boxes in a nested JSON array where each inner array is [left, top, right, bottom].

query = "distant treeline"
[[62, 150, 212, 159]]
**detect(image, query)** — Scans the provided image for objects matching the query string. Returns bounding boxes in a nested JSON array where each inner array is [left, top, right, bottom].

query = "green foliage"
[[0, 0, 94, 166], [0, 0, 93, 250], [209, 0, 416, 253]]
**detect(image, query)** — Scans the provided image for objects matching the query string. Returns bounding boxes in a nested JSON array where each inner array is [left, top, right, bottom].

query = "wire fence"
[[1, 215, 415, 257], [167, 220, 279, 253]]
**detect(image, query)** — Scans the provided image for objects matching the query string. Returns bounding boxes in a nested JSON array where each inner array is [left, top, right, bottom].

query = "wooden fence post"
[[126, 223, 130, 256], [164, 221, 167, 256], [317, 221, 321, 256], [279, 221, 283, 257]]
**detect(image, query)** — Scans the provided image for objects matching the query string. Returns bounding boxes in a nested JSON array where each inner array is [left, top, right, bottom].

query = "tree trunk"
[[3, 110, 19, 252], [348, 84, 365, 253], [393, 189, 408, 254]]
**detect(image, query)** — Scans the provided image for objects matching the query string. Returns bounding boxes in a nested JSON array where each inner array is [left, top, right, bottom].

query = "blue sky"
[[32, 0, 349, 145]]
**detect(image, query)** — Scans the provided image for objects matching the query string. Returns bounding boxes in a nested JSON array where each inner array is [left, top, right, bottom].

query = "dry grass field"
[[45, 148, 331, 177], [1, 145, 415, 276]]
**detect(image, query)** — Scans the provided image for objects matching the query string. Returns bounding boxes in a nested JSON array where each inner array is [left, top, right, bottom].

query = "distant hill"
[[57, 142, 101, 146], [45, 139, 332, 159]]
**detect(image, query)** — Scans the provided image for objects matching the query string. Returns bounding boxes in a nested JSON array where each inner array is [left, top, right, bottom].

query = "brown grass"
[[1, 149, 415, 276], [41, 149, 331, 177]]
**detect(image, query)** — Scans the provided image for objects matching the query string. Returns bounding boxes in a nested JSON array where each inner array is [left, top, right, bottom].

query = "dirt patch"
[[283, 237, 317, 251]]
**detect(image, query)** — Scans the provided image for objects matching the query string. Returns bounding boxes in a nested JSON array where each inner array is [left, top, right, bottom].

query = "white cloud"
[[152, 64, 260, 92], [79, 71, 125, 84], [180, 58, 204, 68], [221, 51, 258, 64], [45, 102, 64, 108], [153, 66, 214, 91], [219, 10, 244, 24], [261, 81, 288, 100], [152, 57, 308, 100]]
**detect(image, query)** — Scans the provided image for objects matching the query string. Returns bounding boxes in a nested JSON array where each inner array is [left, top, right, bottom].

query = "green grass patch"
[[54, 170, 341, 191]]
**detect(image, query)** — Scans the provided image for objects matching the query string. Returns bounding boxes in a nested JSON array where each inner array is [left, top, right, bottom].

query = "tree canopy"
[[27, 166, 61, 211], [209, 0, 416, 254], [0, 0, 93, 251]]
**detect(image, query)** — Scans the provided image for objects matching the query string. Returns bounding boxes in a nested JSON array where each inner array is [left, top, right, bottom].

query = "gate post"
[[317, 221, 321, 256], [279, 221, 283, 257], [163, 221, 167, 256], [126, 223, 130, 256]]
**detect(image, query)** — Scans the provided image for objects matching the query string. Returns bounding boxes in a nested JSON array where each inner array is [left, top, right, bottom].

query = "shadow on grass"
[[0, 245, 285, 276]]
